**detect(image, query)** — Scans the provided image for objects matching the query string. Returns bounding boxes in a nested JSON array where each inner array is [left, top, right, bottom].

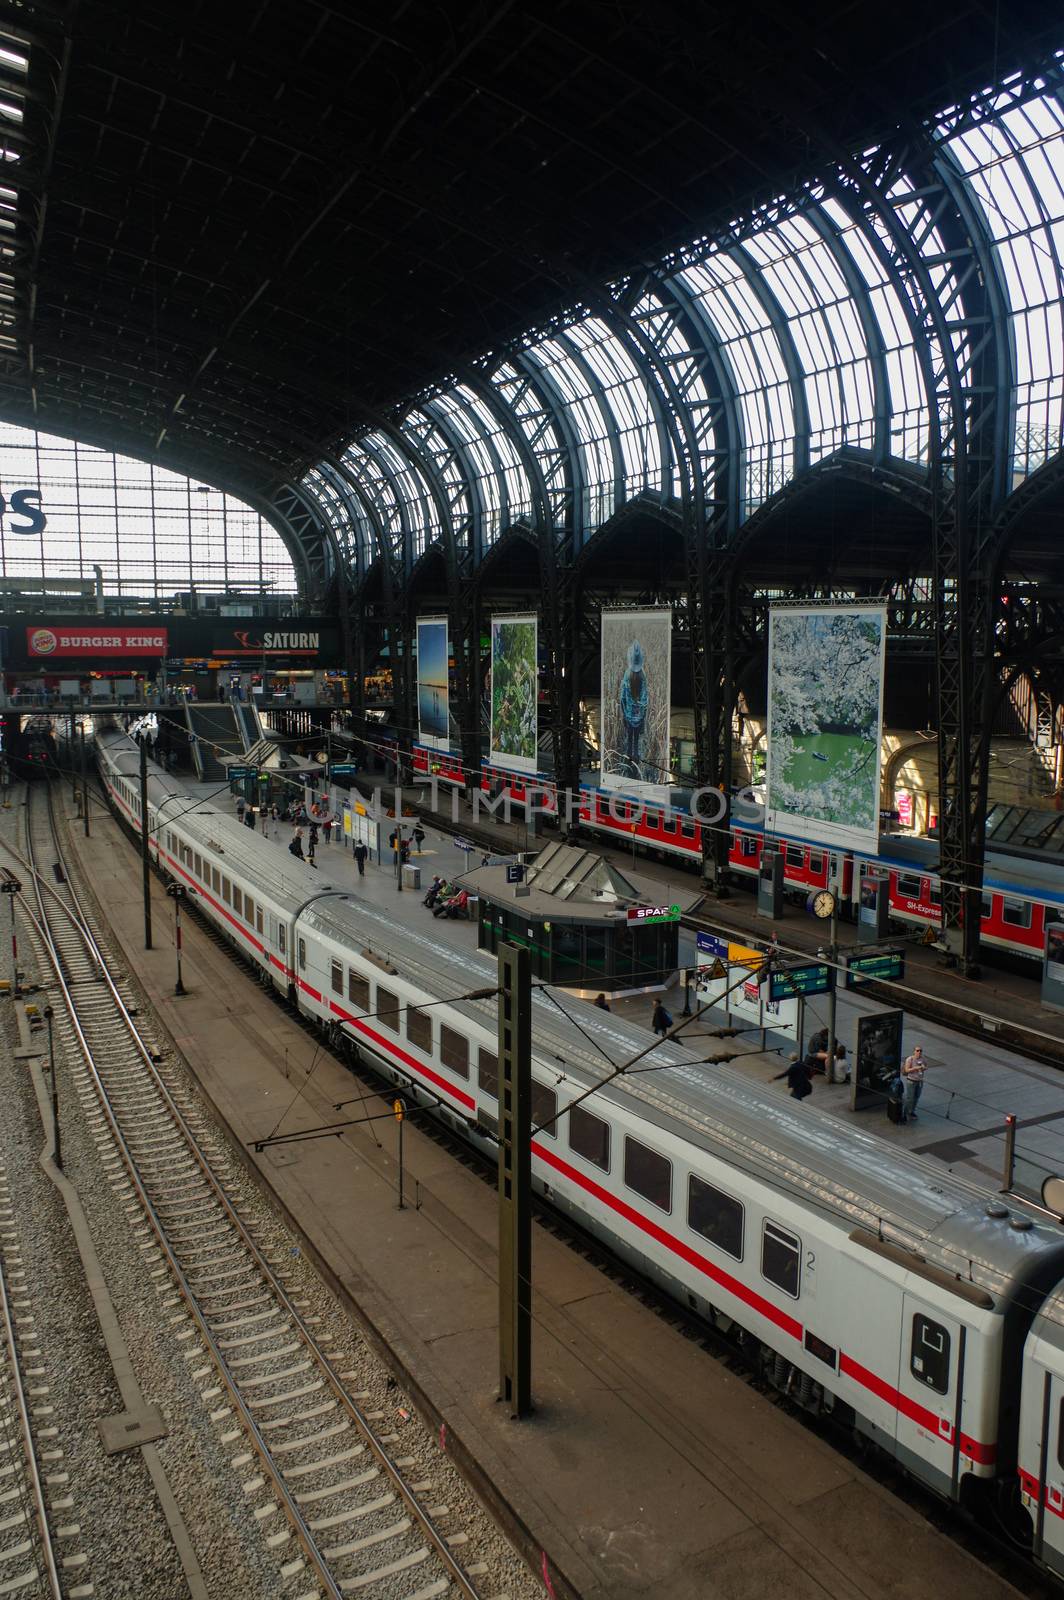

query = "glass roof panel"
[[941, 91, 1064, 485], [523, 333, 619, 530], [491, 359, 570, 526]]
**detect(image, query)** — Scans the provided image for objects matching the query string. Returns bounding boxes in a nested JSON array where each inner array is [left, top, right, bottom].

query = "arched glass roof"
[[0, 422, 296, 600], [302, 64, 1064, 571]]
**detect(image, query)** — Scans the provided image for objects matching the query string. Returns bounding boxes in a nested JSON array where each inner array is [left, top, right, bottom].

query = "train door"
[[1020, 1321, 1064, 1577], [897, 1295, 967, 1498]]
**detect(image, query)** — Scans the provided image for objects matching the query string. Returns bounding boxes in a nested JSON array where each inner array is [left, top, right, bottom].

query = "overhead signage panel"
[[27, 625, 168, 658]]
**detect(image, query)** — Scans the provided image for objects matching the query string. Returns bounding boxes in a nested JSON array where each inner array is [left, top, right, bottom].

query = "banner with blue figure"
[[600, 608, 672, 802]]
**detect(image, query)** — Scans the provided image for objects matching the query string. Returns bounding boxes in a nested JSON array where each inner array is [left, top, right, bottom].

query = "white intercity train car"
[[96, 725, 1064, 1576]]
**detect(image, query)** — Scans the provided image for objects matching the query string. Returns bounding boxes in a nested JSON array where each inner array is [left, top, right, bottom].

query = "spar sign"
[[27, 625, 168, 658]]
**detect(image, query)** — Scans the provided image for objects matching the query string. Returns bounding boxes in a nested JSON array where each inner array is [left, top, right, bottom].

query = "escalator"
[[184, 703, 246, 781]]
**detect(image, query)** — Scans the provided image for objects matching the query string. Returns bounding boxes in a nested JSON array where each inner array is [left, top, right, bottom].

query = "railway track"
[[0, 1203, 67, 1599], [13, 783, 481, 1600]]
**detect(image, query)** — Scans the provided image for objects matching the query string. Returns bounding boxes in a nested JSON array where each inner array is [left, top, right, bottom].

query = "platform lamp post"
[[166, 882, 189, 996], [1, 874, 21, 998], [43, 1004, 60, 1171]]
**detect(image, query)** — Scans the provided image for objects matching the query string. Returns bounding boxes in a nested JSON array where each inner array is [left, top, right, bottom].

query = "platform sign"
[[696, 931, 728, 961], [506, 863, 525, 884], [454, 837, 475, 853], [844, 948, 905, 988], [329, 762, 358, 779], [1042, 925, 1064, 1013], [854, 1009, 904, 1111], [769, 962, 832, 1001], [227, 765, 253, 779]]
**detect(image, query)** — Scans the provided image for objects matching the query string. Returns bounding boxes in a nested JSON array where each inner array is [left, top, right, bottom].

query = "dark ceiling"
[[2, 0, 1059, 502]]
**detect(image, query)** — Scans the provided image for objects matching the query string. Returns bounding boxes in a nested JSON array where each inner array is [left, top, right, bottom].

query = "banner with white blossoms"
[[765, 606, 887, 853]]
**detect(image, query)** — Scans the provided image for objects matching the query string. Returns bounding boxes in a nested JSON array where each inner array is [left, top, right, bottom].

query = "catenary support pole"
[[498, 940, 532, 1418], [80, 720, 89, 837], [139, 736, 152, 950]]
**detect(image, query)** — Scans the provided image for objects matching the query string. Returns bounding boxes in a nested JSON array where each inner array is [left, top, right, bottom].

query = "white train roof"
[[98, 726, 1064, 1298]]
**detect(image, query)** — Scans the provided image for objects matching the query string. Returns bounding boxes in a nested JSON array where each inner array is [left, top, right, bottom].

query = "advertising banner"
[[210, 625, 330, 658], [765, 605, 886, 852], [854, 1009, 904, 1111], [600, 607, 672, 801], [416, 617, 450, 751], [26, 624, 168, 658], [489, 614, 538, 773]]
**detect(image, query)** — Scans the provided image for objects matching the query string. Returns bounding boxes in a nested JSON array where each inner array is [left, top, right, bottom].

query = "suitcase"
[[887, 1095, 904, 1125]]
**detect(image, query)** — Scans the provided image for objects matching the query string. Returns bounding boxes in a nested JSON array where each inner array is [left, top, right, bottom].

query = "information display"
[[844, 949, 905, 988], [769, 963, 832, 1001], [765, 605, 886, 852]]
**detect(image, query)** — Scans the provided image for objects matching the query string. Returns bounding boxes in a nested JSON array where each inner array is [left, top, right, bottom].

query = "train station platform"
[[165, 778, 1064, 1205], [343, 776, 1064, 1066], [61, 779, 1029, 1600]]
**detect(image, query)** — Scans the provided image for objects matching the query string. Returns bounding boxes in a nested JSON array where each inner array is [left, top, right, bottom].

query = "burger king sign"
[[26, 625, 168, 658]]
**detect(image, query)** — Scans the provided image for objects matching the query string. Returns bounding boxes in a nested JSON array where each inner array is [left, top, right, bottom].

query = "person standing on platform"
[[413, 823, 426, 854], [322, 812, 334, 845], [307, 830, 318, 869], [289, 827, 304, 860], [774, 1053, 814, 1101], [244, 806, 256, 830], [594, 993, 611, 1012], [236, 794, 246, 824], [354, 840, 368, 877], [270, 804, 281, 840], [651, 998, 672, 1039], [901, 1044, 927, 1122]]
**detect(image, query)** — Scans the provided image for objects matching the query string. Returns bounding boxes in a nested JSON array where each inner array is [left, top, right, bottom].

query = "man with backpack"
[[651, 998, 672, 1039]]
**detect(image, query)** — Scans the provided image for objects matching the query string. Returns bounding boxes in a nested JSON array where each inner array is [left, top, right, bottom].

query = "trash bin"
[[402, 863, 421, 891]]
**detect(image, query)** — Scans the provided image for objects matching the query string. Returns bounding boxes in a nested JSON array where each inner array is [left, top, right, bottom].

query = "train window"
[[1057, 1399, 1064, 1471], [910, 1313, 951, 1394], [298, 938, 306, 970], [680, 818, 696, 840], [785, 845, 805, 869], [377, 987, 399, 1033], [928, 880, 941, 907], [194, 852, 202, 878], [212, 867, 220, 893], [278, 924, 286, 954], [644, 809, 660, 830], [809, 851, 824, 876], [624, 1137, 672, 1213], [761, 1221, 801, 1298], [687, 1176, 743, 1260], [981, 896, 992, 920], [330, 959, 343, 996], [232, 888, 243, 918], [478, 1048, 499, 1099], [348, 971, 370, 1010], [1002, 897, 1032, 928], [406, 1007, 431, 1053], [440, 1026, 469, 1079], [569, 1104, 610, 1171], [222, 877, 231, 905], [530, 1081, 557, 1138], [245, 896, 254, 925], [897, 873, 922, 898], [256, 908, 264, 936]]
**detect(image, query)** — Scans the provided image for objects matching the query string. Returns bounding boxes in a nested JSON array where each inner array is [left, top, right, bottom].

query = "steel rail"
[[0, 1242, 64, 1599], [23, 783, 479, 1600]]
